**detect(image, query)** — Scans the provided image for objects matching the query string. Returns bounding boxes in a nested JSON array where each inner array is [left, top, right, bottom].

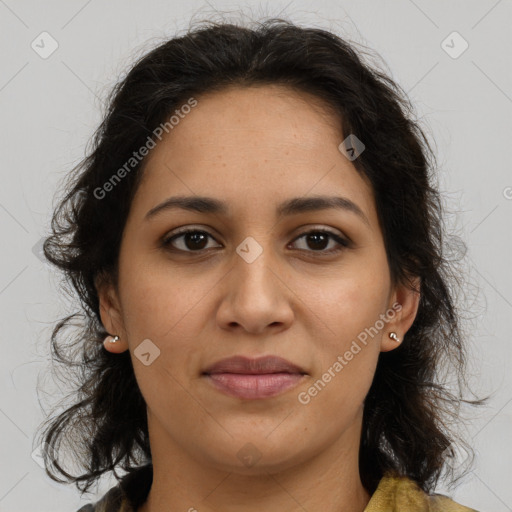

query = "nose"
[[215, 239, 295, 335]]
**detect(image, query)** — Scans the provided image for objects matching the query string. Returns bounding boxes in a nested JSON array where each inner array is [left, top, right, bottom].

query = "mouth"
[[202, 355, 307, 400]]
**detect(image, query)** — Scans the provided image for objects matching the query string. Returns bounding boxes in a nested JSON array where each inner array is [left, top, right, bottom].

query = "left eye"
[[161, 229, 349, 254], [291, 230, 349, 253]]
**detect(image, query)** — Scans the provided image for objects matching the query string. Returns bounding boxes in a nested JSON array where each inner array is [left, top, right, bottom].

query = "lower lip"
[[204, 373, 305, 399]]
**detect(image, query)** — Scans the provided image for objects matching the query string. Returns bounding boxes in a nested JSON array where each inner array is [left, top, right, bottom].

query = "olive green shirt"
[[76, 464, 480, 511]]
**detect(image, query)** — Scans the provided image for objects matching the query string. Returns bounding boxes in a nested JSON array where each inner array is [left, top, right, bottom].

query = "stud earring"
[[104, 334, 119, 344], [389, 332, 400, 343]]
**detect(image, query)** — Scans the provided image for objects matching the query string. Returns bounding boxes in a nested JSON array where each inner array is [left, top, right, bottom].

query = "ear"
[[380, 275, 421, 353], [95, 272, 129, 354]]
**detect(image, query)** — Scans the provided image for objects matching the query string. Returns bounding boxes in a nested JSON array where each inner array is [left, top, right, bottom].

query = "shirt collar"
[[91, 465, 476, 512]]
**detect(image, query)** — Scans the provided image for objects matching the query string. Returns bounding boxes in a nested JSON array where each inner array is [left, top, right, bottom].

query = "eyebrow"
[[145, 195, 370, 226]]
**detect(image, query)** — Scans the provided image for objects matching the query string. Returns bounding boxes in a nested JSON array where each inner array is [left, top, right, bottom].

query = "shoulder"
[[75, 485, 132, 512], [365, 472, 481, 512], [75, 463, 153, 512]]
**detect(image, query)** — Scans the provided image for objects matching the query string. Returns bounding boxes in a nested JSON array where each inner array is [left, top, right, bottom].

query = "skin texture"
[[97, 84, 420, 512]]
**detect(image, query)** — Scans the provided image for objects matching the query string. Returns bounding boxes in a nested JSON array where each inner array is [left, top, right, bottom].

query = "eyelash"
[[161, 228, 350, 256]]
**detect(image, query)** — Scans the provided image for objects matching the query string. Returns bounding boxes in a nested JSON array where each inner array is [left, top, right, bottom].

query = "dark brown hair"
[[36, 17, 483, 496]]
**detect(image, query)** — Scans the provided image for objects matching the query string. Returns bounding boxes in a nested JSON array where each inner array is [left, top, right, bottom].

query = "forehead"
[[131, 85, 376, 226]]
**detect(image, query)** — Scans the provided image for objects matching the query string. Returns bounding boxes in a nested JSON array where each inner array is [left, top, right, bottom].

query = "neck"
[[138, 412, 371, 512]]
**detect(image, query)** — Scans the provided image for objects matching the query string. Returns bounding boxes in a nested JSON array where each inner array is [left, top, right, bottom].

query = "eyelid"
[[162, 224, 220, 242], [291, 224, 348, 242]]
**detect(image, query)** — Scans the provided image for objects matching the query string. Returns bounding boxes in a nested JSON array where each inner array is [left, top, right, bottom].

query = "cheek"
[[303, 261, 389, 393], [310, 266, 390, 344], [119, 269, 206, 407], [301, 282, 383, 416], [119, 256, 210, 341], [118, 262, 221, 400]]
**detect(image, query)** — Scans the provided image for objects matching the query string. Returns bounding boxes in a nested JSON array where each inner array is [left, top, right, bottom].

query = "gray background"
[[0, 1, 511, 511]]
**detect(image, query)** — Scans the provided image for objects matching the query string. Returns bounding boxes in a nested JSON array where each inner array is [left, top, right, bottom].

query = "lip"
[[202, 355, 307, 400], [203, 355, 307, 375]]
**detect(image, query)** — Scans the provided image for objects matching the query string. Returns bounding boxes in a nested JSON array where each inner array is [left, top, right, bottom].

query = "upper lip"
[[203, 355, 307, 375]]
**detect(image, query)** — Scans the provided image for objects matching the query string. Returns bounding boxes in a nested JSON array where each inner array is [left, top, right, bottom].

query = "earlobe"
[[102, 334, 128, 354], [381, 276, 421, 353], [95, 273, 128, 353]]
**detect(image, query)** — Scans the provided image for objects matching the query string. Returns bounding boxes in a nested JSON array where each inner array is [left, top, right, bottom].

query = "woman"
[[37, 18, 483, 512]]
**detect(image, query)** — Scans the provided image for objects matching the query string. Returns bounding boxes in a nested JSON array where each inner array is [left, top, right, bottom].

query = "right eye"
[[161, 229, 222, 253]]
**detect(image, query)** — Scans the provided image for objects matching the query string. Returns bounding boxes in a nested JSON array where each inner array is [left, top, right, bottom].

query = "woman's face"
[[99, 84, 419, 474]]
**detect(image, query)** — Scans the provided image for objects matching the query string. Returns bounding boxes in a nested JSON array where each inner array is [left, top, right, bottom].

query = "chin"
[[198, 433, 318, 475]]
